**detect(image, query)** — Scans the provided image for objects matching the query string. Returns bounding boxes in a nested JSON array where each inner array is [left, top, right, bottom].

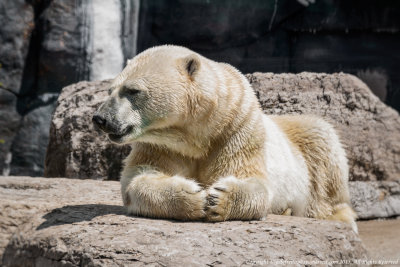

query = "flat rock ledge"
[[0, 177, 367, 266]]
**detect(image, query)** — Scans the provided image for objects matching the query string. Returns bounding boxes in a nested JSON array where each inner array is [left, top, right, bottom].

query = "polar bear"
[[93, 45, 357, 232]]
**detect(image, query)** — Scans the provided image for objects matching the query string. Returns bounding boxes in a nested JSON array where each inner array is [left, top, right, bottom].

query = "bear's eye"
[[124, 87, 140, 96]]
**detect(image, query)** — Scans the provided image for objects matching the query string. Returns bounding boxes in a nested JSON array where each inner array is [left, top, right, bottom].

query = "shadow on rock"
[[37, 204, 126, 230]]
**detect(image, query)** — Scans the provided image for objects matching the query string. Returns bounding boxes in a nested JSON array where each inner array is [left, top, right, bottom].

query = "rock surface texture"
[[0, 176, 367, 266], [45, 72, 400, 182]]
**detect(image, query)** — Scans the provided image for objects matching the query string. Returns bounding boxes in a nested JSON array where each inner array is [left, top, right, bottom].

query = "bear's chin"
[[108, 132, 136, 144], [108, 129, 142, 144], [107, 125, 142, 144]]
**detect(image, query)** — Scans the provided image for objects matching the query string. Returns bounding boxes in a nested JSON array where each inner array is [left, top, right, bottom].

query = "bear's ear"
[[183, 54, 200, 79]]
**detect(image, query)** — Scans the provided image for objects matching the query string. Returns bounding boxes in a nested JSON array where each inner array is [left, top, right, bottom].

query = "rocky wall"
[[0, 0, 139, 176]]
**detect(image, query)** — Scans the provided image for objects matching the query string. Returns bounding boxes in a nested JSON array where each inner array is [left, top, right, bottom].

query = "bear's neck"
[[137, 109, 266, 161], [152, 93, 266, 160], [135, 125, 211, 158]]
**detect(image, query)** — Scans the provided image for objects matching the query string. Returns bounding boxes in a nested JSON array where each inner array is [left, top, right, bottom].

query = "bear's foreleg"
[[122, 170, 206, 220], [206, 176, 269, 221]]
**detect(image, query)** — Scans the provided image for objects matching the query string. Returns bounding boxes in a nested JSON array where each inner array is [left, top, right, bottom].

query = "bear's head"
[[93, 45, 216, 151]]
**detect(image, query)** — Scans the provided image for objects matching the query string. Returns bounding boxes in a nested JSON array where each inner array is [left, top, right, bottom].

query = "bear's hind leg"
[[206, 176, 269, 221], [326, 203, 358, 233]]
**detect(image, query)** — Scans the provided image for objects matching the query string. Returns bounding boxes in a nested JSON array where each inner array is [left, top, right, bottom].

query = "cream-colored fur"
[[94, 45, 357, 232]]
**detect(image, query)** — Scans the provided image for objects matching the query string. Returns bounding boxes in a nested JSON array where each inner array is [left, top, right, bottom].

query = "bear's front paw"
[[182, 187, 207, 220], [123, 174, 207, 221], [205, 176, 240, 221], [175, 178, 207, 220]]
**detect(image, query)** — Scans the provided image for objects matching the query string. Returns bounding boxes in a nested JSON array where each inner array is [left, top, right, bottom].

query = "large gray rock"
[[45, 73, 400, 222], [45, 72, 400, 182], [0, 176, 368, 266], [44, 73, 400, 220]]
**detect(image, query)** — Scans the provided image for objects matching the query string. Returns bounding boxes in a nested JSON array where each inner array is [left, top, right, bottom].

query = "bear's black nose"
[[92, 114, 106, 129]]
